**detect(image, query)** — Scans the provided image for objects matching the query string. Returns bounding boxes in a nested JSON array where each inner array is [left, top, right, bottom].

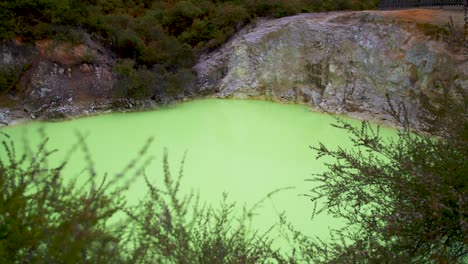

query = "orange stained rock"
[[379, 8, 465, 29], [35, 40, 92, 66]]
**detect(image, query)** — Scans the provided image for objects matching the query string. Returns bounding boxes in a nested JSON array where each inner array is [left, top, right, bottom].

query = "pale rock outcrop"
[[195, 10, 467, 124]]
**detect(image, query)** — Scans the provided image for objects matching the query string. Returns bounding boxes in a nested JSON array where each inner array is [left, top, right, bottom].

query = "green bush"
[[178, 19, 217, 48], [214, 3, 250, 28], [0, 9, 21, 40], [0, 133, 127, 262], [161, 1, 205, 36], [113, 59, 147, 99], [0, 64, 30, 95], [124, 150, 288, 263], [289, 94, 468, 263], [137, 36, 193, 68], [113, 59, 182, 99], [0, 68, 14, 94], [115, 30, 145, 58], [166, 68, 196, 96]]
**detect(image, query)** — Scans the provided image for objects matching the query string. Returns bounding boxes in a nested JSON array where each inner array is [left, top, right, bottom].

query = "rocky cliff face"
[[1, 9, 467, 126], [195, 10, 467, 124], [0, 34, 117, 123]]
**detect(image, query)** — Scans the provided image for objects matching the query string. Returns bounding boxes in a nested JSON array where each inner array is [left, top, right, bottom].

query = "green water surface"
[[1, 99, 396, 246]]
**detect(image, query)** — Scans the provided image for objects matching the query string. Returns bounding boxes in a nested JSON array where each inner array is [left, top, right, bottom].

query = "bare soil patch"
[[377, 8, 465, 30]]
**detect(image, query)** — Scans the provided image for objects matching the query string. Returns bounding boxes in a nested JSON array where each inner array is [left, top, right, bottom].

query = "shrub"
[[0, 64, 31, 95], [161, 1, 205, 36], [166, 68, 196, 96], [214, 3, 250, 29], [0, 9, 21, 40], [0, 133, 292, 263], [113, 59, 151, 99], [115, 30, 145, 58], [291, 94, 468, 262], [178, 19, 218, 48], [0, 133, 128, 263], [123, 150, 288, 263], [132, 17, 165, 43], [0, 68, 14, 94]]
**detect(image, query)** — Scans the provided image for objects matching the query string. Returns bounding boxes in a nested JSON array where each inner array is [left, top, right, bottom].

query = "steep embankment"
[[1, 9, 466, 126], [0, 34, 117, 123], [196, 9, 467, 125]]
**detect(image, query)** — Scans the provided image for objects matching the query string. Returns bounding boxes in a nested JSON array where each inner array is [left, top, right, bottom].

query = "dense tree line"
[[0, 0, 379, 99]]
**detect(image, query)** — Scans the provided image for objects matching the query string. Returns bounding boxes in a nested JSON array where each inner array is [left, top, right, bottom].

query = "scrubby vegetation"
[[0, 132, 126, 262], [0, 0, 379, 99], [0, 64, 30, 95], [0, 133, 288, 263], [287, 94, 468, 263]]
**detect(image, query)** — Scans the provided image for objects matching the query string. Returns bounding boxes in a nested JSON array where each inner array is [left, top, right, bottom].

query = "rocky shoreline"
[[0, 95, 404, 130], [0, 97, 173, 127]]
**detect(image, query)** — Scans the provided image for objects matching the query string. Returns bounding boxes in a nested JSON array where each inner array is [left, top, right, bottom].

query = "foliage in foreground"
[[288, 95, 468, 263], [123, 152, 288, 263], [0, 133, 287, 263], [0, 132, 126, 262]]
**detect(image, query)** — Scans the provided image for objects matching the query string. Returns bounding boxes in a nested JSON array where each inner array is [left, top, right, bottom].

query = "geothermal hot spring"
[[1, 99, 396, 249]]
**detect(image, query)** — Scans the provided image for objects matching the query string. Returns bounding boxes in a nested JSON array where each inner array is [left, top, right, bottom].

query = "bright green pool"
[[0, 99, 396, 247]]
